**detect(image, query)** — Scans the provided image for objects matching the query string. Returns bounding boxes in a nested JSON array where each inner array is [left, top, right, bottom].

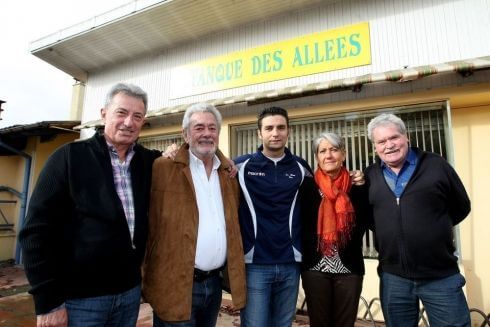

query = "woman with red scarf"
[[300, 132, 369, 327]]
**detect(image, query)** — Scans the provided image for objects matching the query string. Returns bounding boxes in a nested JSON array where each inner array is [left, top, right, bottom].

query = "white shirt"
[[189, 150, 227, 271]]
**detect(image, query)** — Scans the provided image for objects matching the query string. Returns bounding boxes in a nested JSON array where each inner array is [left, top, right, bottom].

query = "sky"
[[0, 0, 130, 128]]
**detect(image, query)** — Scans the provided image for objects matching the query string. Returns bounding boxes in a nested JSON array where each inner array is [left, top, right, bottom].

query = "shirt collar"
[[106, 141, 135, 162], [406, 148, 417, 164], [188, 149, 221, 170]]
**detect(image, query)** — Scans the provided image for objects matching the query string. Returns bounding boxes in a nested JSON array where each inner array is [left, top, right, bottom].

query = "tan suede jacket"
[[142, 144, 246, 321]]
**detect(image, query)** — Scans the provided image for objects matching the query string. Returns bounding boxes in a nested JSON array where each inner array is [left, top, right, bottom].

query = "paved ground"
[[0, 262, 380, 326], [0, 262, 311, 327]]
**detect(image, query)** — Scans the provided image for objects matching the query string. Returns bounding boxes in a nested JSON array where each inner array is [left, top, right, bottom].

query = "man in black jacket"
[[365, 113, 471, 327], [19, 83, 161, 327]]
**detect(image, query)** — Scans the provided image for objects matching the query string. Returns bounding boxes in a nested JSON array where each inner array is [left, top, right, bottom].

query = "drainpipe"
[[0, 140, 31, 264]]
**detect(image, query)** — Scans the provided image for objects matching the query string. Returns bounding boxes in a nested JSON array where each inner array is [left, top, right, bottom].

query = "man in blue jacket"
[[235, 107, 313, 327], [365, 113, 471, 327], [19, 83, 161, 327]]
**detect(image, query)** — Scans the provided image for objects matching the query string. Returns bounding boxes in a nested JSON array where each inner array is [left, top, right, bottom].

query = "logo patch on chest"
[[247, 171, 266, 177]]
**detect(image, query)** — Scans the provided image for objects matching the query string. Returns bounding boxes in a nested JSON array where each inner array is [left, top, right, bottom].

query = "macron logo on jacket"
[[247, 171, 266, 177]]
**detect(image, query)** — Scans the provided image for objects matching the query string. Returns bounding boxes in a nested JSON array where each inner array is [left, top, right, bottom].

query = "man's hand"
[[37, 308, 68, 327], [350, 170, 365, 186], [162, 143, 179, 159], [226, 158, 238, 178]]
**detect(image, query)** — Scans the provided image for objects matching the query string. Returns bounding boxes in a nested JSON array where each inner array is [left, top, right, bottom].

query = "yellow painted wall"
[[0, 132, 79, 261], [0, 156, 24, 191], [32, 133, 79, 183], [452, 103, 490, 315], [0, 155, 23, 260]]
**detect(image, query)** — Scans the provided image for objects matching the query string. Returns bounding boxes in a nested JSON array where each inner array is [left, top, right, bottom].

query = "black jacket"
[[365, 147, 470, 279], [19, 133, 161, 314], [300, 175, 370, 275]]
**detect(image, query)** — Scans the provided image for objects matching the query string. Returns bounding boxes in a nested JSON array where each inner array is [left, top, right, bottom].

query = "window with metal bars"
[[138, 134, 184, 152], [230, 102, 450, 258]]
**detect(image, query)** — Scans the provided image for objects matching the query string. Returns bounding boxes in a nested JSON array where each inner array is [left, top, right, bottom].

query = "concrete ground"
[[0, 262, 380, 326], [0, 263, 309, 327]]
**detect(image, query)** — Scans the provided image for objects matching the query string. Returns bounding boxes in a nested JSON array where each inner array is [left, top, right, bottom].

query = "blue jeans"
[[240, 263, 301, 327], [153, 274, 222, 327], [380, 272, 470, 327], [65, 284, 141, 327]]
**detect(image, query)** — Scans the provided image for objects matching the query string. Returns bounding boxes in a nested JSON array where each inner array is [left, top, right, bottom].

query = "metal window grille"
[[138, 134, 184, 152], [230, 103, 449, 258]]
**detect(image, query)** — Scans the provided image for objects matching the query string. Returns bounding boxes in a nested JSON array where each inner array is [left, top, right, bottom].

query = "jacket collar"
[[254, 145, 294, 165]]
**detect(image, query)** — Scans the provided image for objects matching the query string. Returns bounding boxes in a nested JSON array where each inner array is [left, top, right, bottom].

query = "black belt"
[[193, 267, 223, 282]]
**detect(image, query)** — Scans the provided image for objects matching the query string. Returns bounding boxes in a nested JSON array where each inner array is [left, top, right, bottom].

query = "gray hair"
[[182, 103, 222, 131], [367, 113, 407, 141], [104, 83, 148, 114], [312, 132, 345, 154]]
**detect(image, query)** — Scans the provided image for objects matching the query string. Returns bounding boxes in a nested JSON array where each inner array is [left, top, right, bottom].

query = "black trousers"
[[302, 270, 363, 327]]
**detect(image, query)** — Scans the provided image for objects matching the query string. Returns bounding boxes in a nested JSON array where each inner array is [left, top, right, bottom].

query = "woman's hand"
[[349, 170, 365, 186]]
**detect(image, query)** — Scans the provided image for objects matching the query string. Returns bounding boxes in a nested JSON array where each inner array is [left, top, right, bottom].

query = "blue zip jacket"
[[235, 146, 313, 264]]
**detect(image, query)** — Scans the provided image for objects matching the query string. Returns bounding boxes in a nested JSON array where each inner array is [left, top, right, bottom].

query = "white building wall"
[[81, 0, 490, 123]]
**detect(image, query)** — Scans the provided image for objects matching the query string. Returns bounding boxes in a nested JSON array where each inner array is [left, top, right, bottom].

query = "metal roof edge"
[[0, 121, 81, 135]]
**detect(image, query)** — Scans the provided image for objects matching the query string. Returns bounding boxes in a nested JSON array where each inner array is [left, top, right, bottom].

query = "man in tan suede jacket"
[[142, 102, 246, 326]]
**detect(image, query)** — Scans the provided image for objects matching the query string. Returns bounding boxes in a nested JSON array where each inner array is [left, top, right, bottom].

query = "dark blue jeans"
[[240, 263, 301, 327], [380, 272, 470, 327], [65, 284, 141, 327], [153, 274, 222, 327]]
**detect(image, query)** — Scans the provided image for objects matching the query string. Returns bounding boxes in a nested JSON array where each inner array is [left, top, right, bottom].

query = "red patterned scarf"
[[314, 166, 355, 256]]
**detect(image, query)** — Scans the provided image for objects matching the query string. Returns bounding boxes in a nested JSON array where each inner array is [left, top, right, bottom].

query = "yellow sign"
[[170, 22, 371, 98]]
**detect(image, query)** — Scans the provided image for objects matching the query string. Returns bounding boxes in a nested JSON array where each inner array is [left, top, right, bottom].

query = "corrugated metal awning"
[[75, 56, 490, 130], [0, 120, 81, 155], [0, 121, 81, 135]]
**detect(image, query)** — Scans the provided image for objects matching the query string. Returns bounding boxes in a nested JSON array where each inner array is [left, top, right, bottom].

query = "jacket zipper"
[[396, 197, 410, 276]]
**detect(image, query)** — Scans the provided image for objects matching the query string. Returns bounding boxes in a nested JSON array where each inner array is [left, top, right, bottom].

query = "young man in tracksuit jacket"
[[364, 113, 471, 327], [235, 106, 313, 327]]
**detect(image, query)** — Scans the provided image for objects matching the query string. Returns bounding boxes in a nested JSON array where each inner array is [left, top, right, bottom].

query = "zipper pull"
[[396, 198, 400, 205]]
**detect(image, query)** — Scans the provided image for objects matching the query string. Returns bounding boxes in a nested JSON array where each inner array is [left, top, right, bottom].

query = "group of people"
[[19, 82, 472, 327]]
